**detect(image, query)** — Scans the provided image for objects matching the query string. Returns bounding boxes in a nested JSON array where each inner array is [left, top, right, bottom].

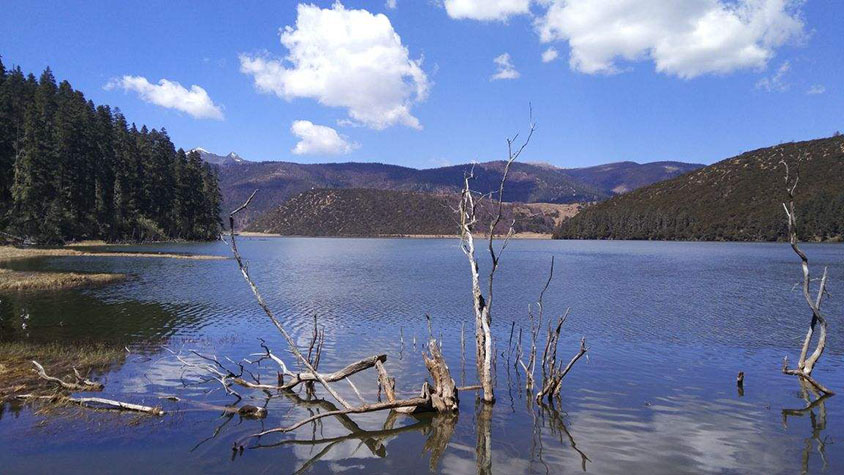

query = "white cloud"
[[536, 0, 805, 78], [806, 84, 826, 95], [444, 0, 532, 21], [491, 53, 520, 80], [104, 76, 224, 120], [291, 120, 359, 155], [386, 0, 397, 9], [541, 47, 559, 63], [239, 2, 429, 130], [755, 60, 790, 92]]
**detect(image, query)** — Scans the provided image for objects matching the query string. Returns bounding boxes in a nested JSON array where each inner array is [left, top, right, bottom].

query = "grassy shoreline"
[[0, 341, 125, 403], [0, 244, 224, 291]]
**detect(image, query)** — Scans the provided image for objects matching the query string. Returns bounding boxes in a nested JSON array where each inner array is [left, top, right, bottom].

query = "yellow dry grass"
[[0, 245, 225, 263], [0, 268, 126, 291]]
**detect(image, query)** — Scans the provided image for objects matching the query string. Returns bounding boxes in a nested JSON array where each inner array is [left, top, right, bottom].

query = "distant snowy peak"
[[190, 148, 246, 166]]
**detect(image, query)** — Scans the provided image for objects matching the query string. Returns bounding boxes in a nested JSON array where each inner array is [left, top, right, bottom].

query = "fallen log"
[[16, 394, 164, 416]]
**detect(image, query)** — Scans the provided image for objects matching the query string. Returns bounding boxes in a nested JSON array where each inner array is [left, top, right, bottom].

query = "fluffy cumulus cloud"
[[239, 2, 429, 130], [104, 76, 224, 120], [536, 0, 805, 78], [491, 53, 520, 80], [541, 47, 559, 63], [444, 0, 532, 21], [290, 120, 359, 155]]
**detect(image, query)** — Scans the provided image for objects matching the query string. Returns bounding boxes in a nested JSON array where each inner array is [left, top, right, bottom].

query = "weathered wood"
[[17, 394, 164, 416], [229, 191, 352, 409], [31, 360, 104, 392], [283, 354, 387, 391], [780, 163, 835, 395], [422, 339, 458, 412], [374, 359, 396, 403]]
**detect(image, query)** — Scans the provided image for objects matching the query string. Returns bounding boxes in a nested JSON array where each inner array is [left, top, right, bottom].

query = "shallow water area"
[[1, 238, 843, 474]]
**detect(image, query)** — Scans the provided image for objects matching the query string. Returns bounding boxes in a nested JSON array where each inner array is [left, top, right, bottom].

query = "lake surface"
[[1, 238, 843, 474]]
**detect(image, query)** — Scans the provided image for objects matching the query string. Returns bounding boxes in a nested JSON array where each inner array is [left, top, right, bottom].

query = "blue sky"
[[1, 1, 841, 168]]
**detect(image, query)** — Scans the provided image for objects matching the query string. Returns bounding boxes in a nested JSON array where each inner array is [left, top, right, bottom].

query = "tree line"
[[0, 58, 221, 244]]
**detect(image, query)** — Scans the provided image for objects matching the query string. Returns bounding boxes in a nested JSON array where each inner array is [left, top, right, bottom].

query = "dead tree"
[[458, 111, 535, 403], [227, 192, 463, 447], [780, 163, 835, 395], [518, 257, 555, 389]]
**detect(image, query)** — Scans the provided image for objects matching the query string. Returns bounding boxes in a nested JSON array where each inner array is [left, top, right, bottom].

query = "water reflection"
[[782, 381, 832, 474], [538, 401, 590, 471], [1, 239, 843, 473], [251, 400, 458, 474]]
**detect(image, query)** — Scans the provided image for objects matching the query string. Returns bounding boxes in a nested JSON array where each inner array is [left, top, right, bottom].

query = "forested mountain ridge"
[[246, 188, 579, 237], [0, 59, 222, 244], [214, 156, 700, 227], [554, 135, 844, 241]]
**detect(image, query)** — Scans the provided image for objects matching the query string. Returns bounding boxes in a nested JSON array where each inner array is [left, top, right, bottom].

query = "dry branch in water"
[[22, 361, 163, 415], [16, 394, 165, 415], [458, 109, 536, 403], [32, 360, 104, 392], [779, 162, 835, 396], [227, 192, 467, 448]]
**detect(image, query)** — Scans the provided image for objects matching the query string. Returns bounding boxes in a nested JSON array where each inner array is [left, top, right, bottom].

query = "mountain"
[[191, 148, 245, 167], [553, 135, 844, 241], [214, 158, 698, 227], [246, 188, 580, 237], [563, 161, 704, 194]]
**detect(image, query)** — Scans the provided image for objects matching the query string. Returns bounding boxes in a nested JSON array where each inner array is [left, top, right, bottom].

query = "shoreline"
[[237, 231, 553, 240], [0, 244, 224, 291]]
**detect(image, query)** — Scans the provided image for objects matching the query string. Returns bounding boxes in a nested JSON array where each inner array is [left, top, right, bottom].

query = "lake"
[[1, 238, 843, 474]]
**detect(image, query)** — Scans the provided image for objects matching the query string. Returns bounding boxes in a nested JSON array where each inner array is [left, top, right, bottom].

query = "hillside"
[[554, 136, 844, 241], [246, 188, 580, 237], [213, 156, 700, 226]]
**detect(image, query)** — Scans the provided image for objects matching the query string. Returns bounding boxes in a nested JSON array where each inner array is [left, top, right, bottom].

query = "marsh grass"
[[0, 268, 127, 291], [0, 244, 224, 291], [0, 341, 125, 402], [0, 245, 225, 263]]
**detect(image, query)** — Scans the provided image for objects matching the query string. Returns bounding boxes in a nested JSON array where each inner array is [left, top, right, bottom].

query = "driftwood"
[[779, 163, 835, 395], [23, 360, 163, 416], [31, 360, 104, 391], [16, 394, 164, 416], [226, 192, 468, 449], [458, 110, 536, 404], [228, 191, 354, 409]]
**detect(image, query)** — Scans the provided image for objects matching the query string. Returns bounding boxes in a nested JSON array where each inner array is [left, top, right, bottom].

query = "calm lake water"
[[1, 238, 843, 474]]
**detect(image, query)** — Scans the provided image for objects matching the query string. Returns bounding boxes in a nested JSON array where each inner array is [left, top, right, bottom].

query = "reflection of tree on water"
[[0, 290, 208, 345], [476, 399, 493, 475], [246, 392, 459, 473], [782, 380, 831, 474], [538, 401, 590, 471]]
